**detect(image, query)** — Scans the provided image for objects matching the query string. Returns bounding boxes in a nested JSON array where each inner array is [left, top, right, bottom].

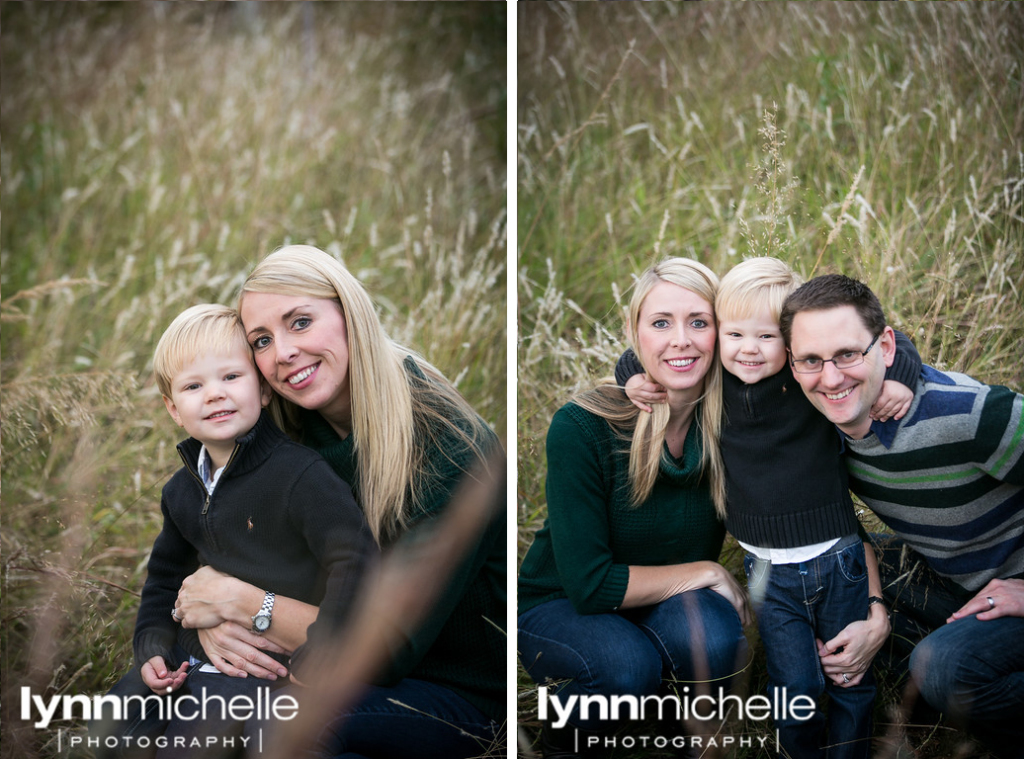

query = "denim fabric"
[[875, 535, 1024, 759], [517, 589, 747, 729], [90, 647, 280, 759], [744, 538, 875, 759], [252, 678, 503, 759], [910, 614, 1024, 759]]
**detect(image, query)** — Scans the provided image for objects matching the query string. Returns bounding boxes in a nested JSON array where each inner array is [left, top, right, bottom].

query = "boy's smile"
[[163, 345, 270, 469], [718, 313, 788, 384]]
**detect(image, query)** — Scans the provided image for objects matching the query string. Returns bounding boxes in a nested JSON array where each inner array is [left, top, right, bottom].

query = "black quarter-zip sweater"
[[132, 410, 376, 670]]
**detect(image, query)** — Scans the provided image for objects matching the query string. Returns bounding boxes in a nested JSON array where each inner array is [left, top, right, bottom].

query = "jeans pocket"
[[836, 542, 868, 584]]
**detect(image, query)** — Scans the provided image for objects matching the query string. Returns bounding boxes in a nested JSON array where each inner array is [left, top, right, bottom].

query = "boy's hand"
[[141, 656, 189, 694], [870, 380, 913, 423], [624, 374, 666, 414]]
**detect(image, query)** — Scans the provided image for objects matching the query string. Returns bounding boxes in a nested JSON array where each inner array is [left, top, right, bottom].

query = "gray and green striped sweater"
[[845, 364, 1024, 592]]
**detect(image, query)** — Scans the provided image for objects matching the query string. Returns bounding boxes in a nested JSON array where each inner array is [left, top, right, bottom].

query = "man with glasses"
[[780, 273, 1024, 759]]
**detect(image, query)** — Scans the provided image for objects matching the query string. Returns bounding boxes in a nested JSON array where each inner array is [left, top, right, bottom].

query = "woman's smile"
[[241, 291, 353, 435]]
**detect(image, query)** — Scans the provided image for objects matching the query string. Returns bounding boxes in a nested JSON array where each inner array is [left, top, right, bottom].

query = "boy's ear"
[[259, 377, 273, 408], [162, 395, 184, 427]]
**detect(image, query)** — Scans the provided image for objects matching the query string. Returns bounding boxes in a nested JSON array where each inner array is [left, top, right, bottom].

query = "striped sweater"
[[845, 365, 1024, 591]]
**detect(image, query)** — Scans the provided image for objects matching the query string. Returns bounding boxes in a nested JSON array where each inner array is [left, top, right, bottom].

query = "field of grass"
[[0, 4, 505, 758], [517, 3, 1022, 758]]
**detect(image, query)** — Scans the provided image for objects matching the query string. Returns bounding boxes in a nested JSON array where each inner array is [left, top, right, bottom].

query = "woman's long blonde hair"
[[573, 257, 726, 517], [240, 245, 490, 544]]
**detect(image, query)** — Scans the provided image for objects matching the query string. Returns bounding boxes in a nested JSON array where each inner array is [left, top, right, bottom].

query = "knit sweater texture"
[[845, 365, 1024, 591], [614, 332, 921, 548], [133, 410, 375, 670], [517, 401, 726, 616], [290, 357, 506, 723]]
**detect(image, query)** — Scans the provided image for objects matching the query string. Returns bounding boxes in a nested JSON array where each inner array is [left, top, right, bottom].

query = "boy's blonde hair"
[[716, 257, 803, 324], [574, 257, 726, 517], [239, 245, 491, 545], [153, 304, 249, 397]]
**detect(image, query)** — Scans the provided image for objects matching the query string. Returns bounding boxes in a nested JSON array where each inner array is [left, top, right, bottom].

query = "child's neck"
[[203, 441, 235, 471]]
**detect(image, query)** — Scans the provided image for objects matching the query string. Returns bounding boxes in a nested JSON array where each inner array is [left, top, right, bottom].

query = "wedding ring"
[[986, 596, 995, 610], [842, 673, 850, 684], [171, 606, 181, 621]]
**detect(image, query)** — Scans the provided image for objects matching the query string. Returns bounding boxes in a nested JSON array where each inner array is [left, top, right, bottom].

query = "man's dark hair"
[[780, 274, 887, 345]]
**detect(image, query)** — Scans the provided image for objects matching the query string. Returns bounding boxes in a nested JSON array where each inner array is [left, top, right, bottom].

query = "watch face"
[[254, 615, 270, 631]]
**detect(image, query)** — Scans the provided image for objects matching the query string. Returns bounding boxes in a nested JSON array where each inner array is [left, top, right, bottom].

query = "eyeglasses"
[[790, 334, 880, 374]]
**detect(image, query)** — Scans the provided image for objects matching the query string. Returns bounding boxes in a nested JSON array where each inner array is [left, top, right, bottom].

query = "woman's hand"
[[625, 561, 751, 627], [702, 562, 752, 627], [175, 566, 258, 629], [623, 374, 666, 414], [198, 623, 291, 680]]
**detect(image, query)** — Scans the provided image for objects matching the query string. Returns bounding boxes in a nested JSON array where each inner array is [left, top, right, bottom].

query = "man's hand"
[[947, 578, 1024, 623], [817, 604, 890, 687]]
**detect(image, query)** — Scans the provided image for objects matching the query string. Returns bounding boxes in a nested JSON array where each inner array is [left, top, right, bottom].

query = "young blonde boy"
[[616, 258, 921, 759], [93, 304, 374, 759]]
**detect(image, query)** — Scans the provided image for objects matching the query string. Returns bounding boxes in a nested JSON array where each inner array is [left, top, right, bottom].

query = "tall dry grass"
[[1, 4, 505, 757], [518, 3, 1022, 757]]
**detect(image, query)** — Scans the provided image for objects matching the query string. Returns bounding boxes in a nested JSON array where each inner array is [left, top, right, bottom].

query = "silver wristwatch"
[[251, 591, 275, 634]]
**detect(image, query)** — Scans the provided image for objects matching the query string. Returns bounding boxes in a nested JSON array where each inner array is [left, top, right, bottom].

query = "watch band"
[[251, 591, 275, 634], [867, 595, 890, 620]]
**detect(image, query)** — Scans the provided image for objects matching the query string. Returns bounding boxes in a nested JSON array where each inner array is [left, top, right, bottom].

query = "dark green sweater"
[[290, 358, 506, 723], [518, 401, 725, 616]]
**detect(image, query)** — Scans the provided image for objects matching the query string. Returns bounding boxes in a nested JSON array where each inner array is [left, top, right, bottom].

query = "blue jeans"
[[744, 537, 875, 759], [517, 589, 747, 730], [875, 535, 1024, 759], [91, 648, 279, 759], [252, 678, 503, 759]]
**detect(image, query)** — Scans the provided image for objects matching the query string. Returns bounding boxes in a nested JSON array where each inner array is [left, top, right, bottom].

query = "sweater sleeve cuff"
[[133, 629, 177, 671], [614, 349, 644, 389], [582, 564, 630, 614], [886, 331, 922, 388]]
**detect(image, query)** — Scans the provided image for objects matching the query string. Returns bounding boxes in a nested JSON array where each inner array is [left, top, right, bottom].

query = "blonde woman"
[[173, 246, 505, 758], [517, 258, 749, 757]]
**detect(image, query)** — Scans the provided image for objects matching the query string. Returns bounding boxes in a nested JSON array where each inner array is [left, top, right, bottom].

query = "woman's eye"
[[692, 319, 708, 329], [652, 319, 669, 329], [252, 336, 271, 350], [293, 317, 311, 330]]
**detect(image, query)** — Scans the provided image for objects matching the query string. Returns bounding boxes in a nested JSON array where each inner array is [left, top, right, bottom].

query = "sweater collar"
[[301, 408, 358, 486], [838, 416, 899, 450], [723, 363, 795, 404], [176, 409, 285, 479]]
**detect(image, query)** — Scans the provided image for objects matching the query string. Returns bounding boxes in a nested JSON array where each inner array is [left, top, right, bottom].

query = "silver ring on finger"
[[171, 607, 180, 621], [987, 596, 996, 610], [842, 673, 850, 684]]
